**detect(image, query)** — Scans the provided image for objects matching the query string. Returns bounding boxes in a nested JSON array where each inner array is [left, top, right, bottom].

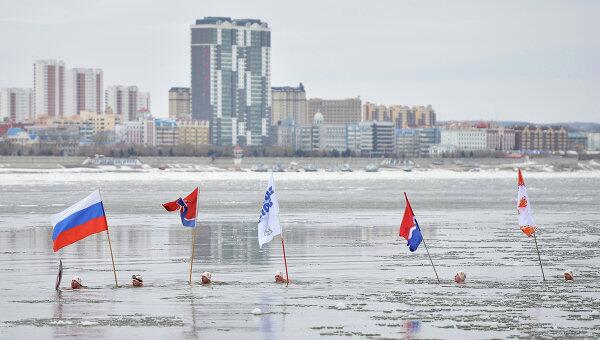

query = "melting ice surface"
[[0, 170, 599, 338]]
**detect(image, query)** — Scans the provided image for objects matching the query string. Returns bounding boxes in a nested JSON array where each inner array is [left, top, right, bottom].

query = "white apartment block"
[[0, 88, 32, 123], [33, 60, 66, 117], [65, 68, 103, 116], [441, 129, 487, 151], [116, 121, 145, 145], [346, 124, 362, 153], [106, 85, 138, 121], [588, 132, 600, 151]]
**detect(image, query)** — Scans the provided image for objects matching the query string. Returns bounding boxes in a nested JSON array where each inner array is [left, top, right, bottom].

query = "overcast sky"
[[0, 0, 598, 122]]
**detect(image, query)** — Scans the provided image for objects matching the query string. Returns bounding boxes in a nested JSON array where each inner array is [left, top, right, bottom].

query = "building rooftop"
[[272, 83, 305, 92], [155, 119, 177, 128], [195, 17, 268, 28], [6, 127, 24, 136], [169, 87, 190, 92]]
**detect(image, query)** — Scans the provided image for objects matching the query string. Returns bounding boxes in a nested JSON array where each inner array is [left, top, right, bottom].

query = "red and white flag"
[[517, 169, 536, 237]]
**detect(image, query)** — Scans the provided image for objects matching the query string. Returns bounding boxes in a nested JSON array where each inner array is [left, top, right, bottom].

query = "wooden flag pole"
[[420, 236, 440, 284], [189, 226, 197, 284], [189, 187, 200, 285], [404, 192, 440, 284], [533, 232, 546, 281], [105, 228, 119, 288], [281, 236, 290, 286]]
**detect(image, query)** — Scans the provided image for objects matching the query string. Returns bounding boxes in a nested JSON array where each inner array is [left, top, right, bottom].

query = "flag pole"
[[404, 192, 440, 284], [532, 232, 546, 281], [189, 226, 196, 285], [99, 188, 118, 288], [189, 187, 199, 285], [281, 236, 290, 286], [105, 228, 119, 288], [420, 236, 440, 284]]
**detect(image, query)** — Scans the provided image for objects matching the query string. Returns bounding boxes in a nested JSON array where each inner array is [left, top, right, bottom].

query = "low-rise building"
[[79, 111, 117, 135], [588, 132, 600, 151], [269, 118, 296, 148], [346, 124, 361, 153], [429, 144, 457, 157], [2, 127, 37, 145], [116, 121, 145, 145], [178, 119, 209, 146], [514, 125, 567, 152], [395, 129, 420, 158], [371, 121, 395, 156], [486, 128, 516, 151], [441, 128, 487, 151], [154, 119, 178, 147], [567, 132, 588, 151], [307, 97, 361, 125], [363, 103, 436, 128]]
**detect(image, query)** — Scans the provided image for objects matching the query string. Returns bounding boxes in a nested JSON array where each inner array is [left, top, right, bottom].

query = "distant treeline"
[[0, 142, 360, 158]]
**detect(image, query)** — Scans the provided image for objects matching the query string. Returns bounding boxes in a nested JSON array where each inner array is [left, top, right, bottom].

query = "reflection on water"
[[0, 172, 599, 338]]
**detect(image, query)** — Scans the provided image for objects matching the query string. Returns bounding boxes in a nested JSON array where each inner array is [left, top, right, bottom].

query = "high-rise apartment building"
[[307, 97, 361, 125], [0, 88, 32, 123], [33, 60, 66, 117], [169, 87, 191, 119], [413, 105, 436, 127], [191, 17, 271, 146], [271, 83, 307, 125], [65, 68, 103, 116], [105, 86, 138, 121], [137, 92, 151, 112]]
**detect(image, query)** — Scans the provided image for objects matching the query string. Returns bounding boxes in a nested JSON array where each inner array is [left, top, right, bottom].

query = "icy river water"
[[0, 169, 599, 339]]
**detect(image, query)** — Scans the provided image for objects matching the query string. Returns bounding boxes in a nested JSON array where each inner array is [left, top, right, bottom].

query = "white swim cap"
[[201, 272, 211, 280]]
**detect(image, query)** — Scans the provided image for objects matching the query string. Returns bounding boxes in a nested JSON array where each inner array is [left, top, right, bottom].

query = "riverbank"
[[0, 155, 598, 172]]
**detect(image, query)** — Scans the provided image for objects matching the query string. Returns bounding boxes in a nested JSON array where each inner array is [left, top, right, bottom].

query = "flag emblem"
[[399, 195, 423, 252], [51, 190, 109, 252], [517, 169, 537, 237], [163, 188, 198, 228], [518, 197, 528, 209], [257, 174, 282, 248]]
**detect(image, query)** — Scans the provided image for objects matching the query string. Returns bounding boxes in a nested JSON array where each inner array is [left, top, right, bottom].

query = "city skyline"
[[0, 1, 598, 123]]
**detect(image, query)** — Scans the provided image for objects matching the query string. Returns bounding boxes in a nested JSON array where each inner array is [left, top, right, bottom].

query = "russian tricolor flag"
[[51, 190, 109, 252], [399, 193, 423, 252]]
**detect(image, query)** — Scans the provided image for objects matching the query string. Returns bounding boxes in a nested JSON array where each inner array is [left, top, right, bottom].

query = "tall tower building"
[[33, 60, 65, 117], [65, 68, 103, 116], [137, 91, 151, 112], [168, 87, 191, 119], [105, 85, 138, 121], [0, 88, 33, 123], [271, 83, 307, 125], [191, 17, 271, 146]]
